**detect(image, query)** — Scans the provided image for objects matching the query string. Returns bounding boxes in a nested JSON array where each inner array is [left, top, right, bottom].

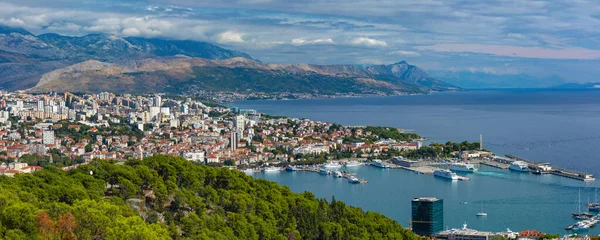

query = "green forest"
[[0, 155, 420, 239]]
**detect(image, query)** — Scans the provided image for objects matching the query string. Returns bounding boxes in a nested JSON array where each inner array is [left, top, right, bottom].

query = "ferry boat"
[[509, 161, 529, 172], [261, 166, 281, 173], [345, 160, 362, 167], [434, 169, 459, 180], [348, 176, 360, 184], [319, 169, 331, 175], [371, 159, 390, 168], [333, 171, 343, 178], [323, 161, 342, 169], [449, 163, 478, 173], [285, 165, 297, 172]]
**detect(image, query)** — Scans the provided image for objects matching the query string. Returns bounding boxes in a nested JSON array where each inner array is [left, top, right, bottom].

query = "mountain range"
[[429, 70, 567, 89], [0, 25, 457, 94]]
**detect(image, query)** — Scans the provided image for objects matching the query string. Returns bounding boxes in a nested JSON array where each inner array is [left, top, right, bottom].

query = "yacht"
[[434, 169, 459, 180], [588, 188, 600, 211], [323, 161, 342, 169], [345, 160, 362, 167], [509, 161, 529, 172], [348, 176, 360, 184], [261, 166, 281, 173], [371, 159, 390, 168], [449, 163, 478, 173], [285, 165, 297, 172]]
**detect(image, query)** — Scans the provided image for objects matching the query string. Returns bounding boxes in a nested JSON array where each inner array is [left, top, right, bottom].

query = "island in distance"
[[0, 25, 457, 96]]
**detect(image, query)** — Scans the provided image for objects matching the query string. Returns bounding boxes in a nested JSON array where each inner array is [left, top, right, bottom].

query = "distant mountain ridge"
[[0, 25, 457, 95], [31, 57, 457, 94], [429, 70, 566, 89], [552, 82, 600, 89]]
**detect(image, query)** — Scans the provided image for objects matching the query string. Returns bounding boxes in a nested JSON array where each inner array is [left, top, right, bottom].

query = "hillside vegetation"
[[0, 155, 419, 239]]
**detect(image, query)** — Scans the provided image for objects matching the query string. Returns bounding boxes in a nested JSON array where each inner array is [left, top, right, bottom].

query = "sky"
[[1, 0, 600, 82]]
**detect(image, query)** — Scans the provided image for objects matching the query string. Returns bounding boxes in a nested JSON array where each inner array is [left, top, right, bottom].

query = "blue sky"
[[1, 0, 599, 82]]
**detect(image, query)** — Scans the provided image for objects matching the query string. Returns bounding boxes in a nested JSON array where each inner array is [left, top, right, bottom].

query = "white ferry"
[[509, 161, 529, 172], [345, 160, 363, 167], [449, 163, 478, 173], [261, 166, 281, 173], [371, 159, 390, 168], [348, 176, 360, 184], [323, 161, 342, 169], [434, 169, 459, 180]]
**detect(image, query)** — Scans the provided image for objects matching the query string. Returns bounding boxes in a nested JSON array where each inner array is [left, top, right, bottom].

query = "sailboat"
[[476, 201, 487, 216], [573, 189, 593, 219], [588, 188, 600, 211]]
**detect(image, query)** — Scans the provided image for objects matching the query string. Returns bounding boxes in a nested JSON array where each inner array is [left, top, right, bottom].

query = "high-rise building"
[[37, 100, 44, 112], [233, 115, 246, 130], [230, 130, 239, 152], [153, 95, 162, 107], [42, 130, 55, 145], [411, 197, 443, 236]]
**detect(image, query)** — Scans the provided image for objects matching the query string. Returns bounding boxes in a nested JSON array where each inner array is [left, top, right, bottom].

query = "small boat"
[[588, 188, 600, 212], [261, 166, 281, 173], [348, 176, 360, 184], [319, 169, 331, 175], [323, 162, 342, 169], [371, 159, 390, 168], [476, 201, 487, 217], [434, 169, 459, 180], [334, 171, 343, 178], [285, 165, 297, 172], [450, 163, 478, 173], [345, 160, 362, 167], [509, 161, 529, 172]]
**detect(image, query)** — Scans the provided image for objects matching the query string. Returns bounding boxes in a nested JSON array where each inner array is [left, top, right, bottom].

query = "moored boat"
[[434, 169, 459, 180], [319, 169, 331, 175], [371, 159, 390, 168], [449, 163, 478, 173], [323, 161, 342, 169], [509, 161, 529, 172], [348, 176, 360, 184], [345, 160, 362, 167], [285, 165, 297, 172], [334, 171, 343, 178], [261, 166, 282, 173]]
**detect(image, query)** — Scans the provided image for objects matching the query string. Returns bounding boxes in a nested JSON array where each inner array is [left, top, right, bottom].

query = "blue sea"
[[232, 89, 600, 234]]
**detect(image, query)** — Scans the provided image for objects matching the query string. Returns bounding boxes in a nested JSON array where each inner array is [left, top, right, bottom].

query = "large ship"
[[371, 159, 390, 168], [323, 161, 342, 169], [345, 160, 363, 167], [261, 166, 282, 173], [449, 163, 478, 173], [434, 169, 459, 180], [509, 161, 529, 172]]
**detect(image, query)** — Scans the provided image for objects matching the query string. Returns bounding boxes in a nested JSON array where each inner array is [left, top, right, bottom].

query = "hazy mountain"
[[429, 70, 566, 89], [31, 57, 457, 94], [0, 25, 457, 95], [553, 82, 600, 89]]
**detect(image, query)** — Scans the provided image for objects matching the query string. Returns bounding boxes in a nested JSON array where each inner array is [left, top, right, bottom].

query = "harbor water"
[[234, 89, 600, 233]]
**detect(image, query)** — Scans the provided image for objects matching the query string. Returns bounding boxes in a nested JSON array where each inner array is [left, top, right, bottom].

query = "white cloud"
[[350, 37, 387, 47], [389, 50, 420, 56], [0, 17, 25, 27], [216, 31, 245, 44], [291, 38, 335, 45], [122, 27, 141, 36]]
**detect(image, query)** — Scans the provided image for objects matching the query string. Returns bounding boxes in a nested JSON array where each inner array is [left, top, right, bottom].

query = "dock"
[[390, 164, 469, 181], [505, 155, 595, 181], [478, 160, 509, 169]]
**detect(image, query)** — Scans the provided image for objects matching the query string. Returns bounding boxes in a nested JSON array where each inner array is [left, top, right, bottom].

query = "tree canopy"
[[0, 155, 420, 239]]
